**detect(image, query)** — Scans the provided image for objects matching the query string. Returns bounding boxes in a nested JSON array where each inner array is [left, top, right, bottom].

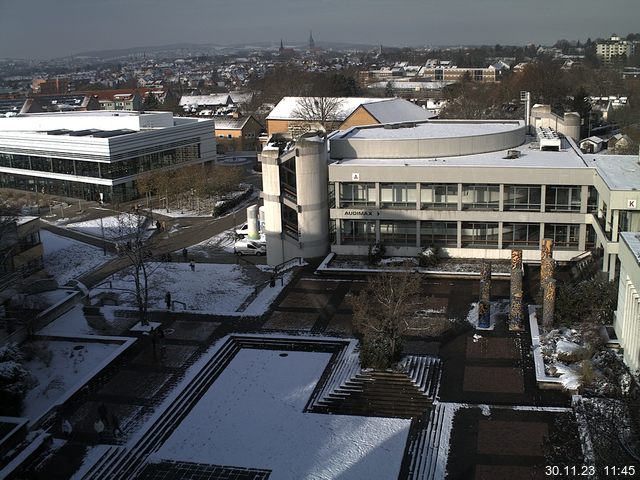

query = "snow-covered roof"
[[338, 121, 520, 141], [620, 232, 640, 264], [214, 116, 257, 130], [580, 136, 604, 145], [359, 98, 438, 123], [589, 154, 640, 190], [179, 94, 232, 107], [266, 97, 388, 121]]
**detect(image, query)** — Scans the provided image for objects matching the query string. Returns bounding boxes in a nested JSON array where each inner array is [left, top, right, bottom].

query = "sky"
[[0, 0, 638, 59]]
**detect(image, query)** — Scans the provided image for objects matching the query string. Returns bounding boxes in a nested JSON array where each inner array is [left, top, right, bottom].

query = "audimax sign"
[[343, 210, 381, 216]]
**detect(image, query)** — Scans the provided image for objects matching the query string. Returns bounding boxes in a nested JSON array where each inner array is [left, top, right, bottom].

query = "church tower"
[[309, 31, 315, 50]]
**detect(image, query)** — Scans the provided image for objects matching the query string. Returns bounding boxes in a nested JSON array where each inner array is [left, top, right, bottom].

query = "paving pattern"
[[20, 268, 581, 480]]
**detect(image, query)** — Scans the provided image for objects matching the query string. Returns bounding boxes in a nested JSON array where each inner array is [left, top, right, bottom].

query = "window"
[[282, 205, 298, 240], [340, 183, 376, 207], [503, 223, 540, 248], [421, 183, 458, 209], [421, 221, 457, 247], [279, 157, 297, 201], [380, 221, 416, 246], [435, 69, 444, 81], [227, 134, 233, 139], [461, 222, 499, 247], [587, 186, 598, 213], [545, 186, 581, 212], [545, 224, 580, 248], [474, 69, 483, 81], [462, 185, 500, 210], [341, 219, 375, 245], [380, 183, 416, 209], [328, 183, 335, 209], [504, 185, 541, 211]]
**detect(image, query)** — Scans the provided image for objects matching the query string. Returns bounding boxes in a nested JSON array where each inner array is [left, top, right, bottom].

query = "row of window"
[[0, 172, 138, 203], [339, 220, 589, 249], [0, 144, 200, 180], [338, 183, 596, 212]]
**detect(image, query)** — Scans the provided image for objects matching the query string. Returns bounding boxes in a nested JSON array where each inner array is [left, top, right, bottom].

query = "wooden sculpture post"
[[543, 278, 557, 329], [478, 262, 491, 328], [509, 249, 524, 331]]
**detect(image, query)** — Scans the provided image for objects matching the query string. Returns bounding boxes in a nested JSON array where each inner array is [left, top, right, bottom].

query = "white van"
[[234, 239, 266, 256]]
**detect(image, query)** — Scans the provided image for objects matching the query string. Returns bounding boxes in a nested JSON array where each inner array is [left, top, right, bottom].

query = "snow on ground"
[[41, 230, 114, 285], [98, 263, 258, 314], [64, 213, 148, 240], [152, 349, 410, 480], [22, 340, 121, 422], [242, 271, 293, 316]]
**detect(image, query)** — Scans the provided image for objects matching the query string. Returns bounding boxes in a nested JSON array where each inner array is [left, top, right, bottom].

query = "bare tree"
[[291, 96, 345, 132], [111, 213, 155, 325], [350, 267, 422, 368]]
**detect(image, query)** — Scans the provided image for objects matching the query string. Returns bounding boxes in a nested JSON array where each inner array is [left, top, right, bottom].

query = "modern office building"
[[260, 119, 640, 281], [0, 111, 216, 203]]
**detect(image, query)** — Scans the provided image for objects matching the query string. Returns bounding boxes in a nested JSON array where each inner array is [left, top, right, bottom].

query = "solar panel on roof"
[[46, 129, 72, 135], [68, 129, 101, 136], [91, 129, 135, 138]]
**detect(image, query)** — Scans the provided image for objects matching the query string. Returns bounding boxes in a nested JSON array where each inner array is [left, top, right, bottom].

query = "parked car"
[[234, 239, 266, 256]]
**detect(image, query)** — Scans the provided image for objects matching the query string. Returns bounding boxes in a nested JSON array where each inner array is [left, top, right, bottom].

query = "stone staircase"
[[405, 402, 457, 480], [81, 335, 348, 480], [315, 370, 434, 419]]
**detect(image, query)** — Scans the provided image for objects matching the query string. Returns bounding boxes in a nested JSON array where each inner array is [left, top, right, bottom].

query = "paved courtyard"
[[19, 268, 578, 479]]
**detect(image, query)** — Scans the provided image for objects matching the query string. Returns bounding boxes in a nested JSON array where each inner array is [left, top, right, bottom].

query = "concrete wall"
[[330, 124, 526, 159], [530, 105, 581, 142]]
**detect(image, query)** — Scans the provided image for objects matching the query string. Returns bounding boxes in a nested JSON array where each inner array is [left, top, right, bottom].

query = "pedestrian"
[[61, 419, 73, 437], [111, 413, 124, 437], [151, 326, 157, 354], [98, 402, 109, 425], [182, 247, 188, 259], [94, 418, 105, 439], [161, 220, 166, 231], [167, 253, 172, 262], [165, 291, 172, 309], [155, 220, 161, 230], [189, 260, 195, 272]]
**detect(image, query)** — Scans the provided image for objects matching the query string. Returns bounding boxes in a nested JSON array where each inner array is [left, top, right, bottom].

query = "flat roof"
[[337, 120, 523, 140], [620, 232, 640, 264], [588, 154, 640, 190], [331, 138, 590, 169]]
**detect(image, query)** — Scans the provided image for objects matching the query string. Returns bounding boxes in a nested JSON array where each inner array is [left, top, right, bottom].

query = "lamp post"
[[100, 216, 106, 256]]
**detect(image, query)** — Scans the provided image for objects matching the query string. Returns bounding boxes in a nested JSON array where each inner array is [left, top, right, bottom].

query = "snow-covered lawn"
[[65, 213, 149, 240], [153, 348, 411, 480], [22, 339, 121, 422], [41, 230, 114, 285], [96, 263, 281, 314]]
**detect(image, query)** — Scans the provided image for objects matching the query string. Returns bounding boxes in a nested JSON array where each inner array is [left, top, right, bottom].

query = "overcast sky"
[[0, 0, 638, 59]]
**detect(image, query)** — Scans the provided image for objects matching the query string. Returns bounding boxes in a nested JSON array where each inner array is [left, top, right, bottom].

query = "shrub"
[[0, 344, 30, 416]]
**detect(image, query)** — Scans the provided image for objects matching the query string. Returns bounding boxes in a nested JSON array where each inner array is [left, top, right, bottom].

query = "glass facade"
[[339, 183, 376, 207], [504, 185, 542, 211], [340, 219, 375, 245], [279, 157, 297, 202], [380, 183, 416, 209], [282, 205, 298, 240], [503, 223, 540, 248], [461, 222, 499, 247], [0, 144, 199, 181], [379, 220, 416, 245], [545, 186, 581, 212], [462, 185, 500, 210], [420, 221, 457, 247], [545, 223, 580, 248], [421, 184, 458, 209]]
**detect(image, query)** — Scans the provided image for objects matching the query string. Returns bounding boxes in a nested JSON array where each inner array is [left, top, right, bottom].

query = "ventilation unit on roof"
[[505, 150, 521, 159], [536, 127, 562, 151]]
